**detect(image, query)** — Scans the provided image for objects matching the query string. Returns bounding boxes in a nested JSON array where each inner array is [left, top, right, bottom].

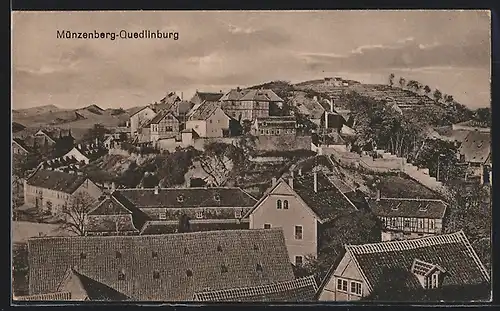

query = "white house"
[[129, 107, 156, 137], [186, 101, 231, 138]]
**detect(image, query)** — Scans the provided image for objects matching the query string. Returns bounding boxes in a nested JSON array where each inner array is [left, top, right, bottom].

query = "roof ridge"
[[346, 231, 466, 254]]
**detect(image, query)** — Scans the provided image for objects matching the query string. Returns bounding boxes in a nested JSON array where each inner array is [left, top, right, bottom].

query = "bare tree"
[[59, 192, 97, 236], [197, 143, 234, 187]]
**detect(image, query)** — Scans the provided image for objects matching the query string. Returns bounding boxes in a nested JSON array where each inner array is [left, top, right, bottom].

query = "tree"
[[302, 210, 382, 281], [433, 89, 443, 102], [197, 143, 236, 187], [444, 94, 454, 104], [474, 107, 491, 127], [388, 73, 395, 87], [398, 77, 406, 88], [59, 192, 97, 236], [178, 214, 191, 233], [424, 85, 431, 95], [119, 132, 128, 142]]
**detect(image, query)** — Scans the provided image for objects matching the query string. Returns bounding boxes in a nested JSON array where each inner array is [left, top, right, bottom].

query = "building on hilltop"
[[367, 195, 447, 241], [246, 171, 361, 265], [25, 229, 295, 301], [185, 101, 232, 138], [23, 169, 102, 215], [316, 231, 490, 302], [192, 275, 318, 302], [220, 88, 283, 121]]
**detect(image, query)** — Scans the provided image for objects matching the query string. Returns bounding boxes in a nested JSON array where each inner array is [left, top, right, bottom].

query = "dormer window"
[[411, 258, 446, 289], [118, 269, 126, 281], [196, 211, 204, 219], [256, 263, 263, 272], [177, 195, 184, 203], [391, 202, 401, 211], [234, 210, 242, 218], [419, 204, 429, 212], [80, 252, 87, 260], [214, 194, 221, 202]]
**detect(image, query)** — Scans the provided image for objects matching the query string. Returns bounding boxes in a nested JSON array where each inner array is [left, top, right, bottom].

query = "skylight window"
[[256, 263, 263, 272], [214, 194, 221, 202], [153, 270, 160, 279], [217, 245, 223, 252], [118, 269, 126, 281], [115, 251, 122, 259], [152, 251, 158, 258]]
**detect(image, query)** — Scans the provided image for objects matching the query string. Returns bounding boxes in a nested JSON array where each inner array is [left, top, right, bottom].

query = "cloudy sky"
[[12, 10, 491, 110]]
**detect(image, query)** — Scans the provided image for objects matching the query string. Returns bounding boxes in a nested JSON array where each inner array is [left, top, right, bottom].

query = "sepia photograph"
[[11, 10, 491, 303]]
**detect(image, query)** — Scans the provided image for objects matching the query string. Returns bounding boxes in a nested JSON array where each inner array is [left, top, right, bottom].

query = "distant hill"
[[12, 122, 26, 133], [12, 105, 63, 118]]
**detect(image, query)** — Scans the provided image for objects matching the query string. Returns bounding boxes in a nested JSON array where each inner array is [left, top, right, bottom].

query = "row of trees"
[[389, 73, 455, 105]]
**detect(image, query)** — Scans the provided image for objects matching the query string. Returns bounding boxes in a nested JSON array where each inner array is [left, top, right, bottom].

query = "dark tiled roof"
[[58, 268, 130, 301], [293, 172, 358, 221], [115, 187, 257, 209], [193, 275, 318, 302], [26, 169, 89, 194], [345, 231, 490, 293], [367, 198, 447, 219], [15, 291, 72, 301], [28, 229, 294, 301], [13, 138, 31, 153], [344, 190, 369, 210], [86, 197, 139, 233], [196, 92, 224, 102], [239, 89, 283, 102], [147, 110, 178, 125], [459, 131, 491, 163], [189, 101, 225, 120], [140, 220, 250, 235]]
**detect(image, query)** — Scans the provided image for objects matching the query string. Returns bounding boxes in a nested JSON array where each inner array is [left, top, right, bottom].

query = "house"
[[148, 110, 180, 142], [316, 231, 490, 302], [12, 138, 30, 155], [253, 116, 297, 136], [23, 169, 102, 215], [27, 229, 295, 301], [61, 141, 107, 165], [85, 185, 258, 236], [458, 131, 491, 184], [367, 195, 447, 241], [129, 106, 156, 137], [189, 91, 224, 106], [220, 88, 283, 121], [192, 275, 318, 302], [186, 101, 232, 138], [290, 94, 325, 126], [246, 171, 360, 265], [34, 129, 57, 145]]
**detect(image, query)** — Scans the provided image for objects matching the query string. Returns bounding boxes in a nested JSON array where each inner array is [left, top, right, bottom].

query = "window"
[[196, 211, 204, 219], [283, 200, 289, 209], [276, 199, 282, 209], [404, 219, 410, 228], [118, 270, 126, 281], [381, 218, 386, 226], [418, 219, 424, 229], [295, 225, 303, 240], [391, 218, 396, 227], [186, 269, 193, 277], [177, 195, 184, 203], [221, 265, 228, 273], [159, 212, 166, 220], [350, 281, 362, 295], [276, 129, 281, 135], [153, 270, 160, 279], [337, 278, 348, 292], [214, 194, 221, 201], [260, 129, 264, 135], [264, 223, 271, 229], [152, 251, 158, 258], [431, 273, 438, 288], [429, 219, 435, 230], [234, 210, 242, 218], [256, 263, 263, 272], [266, 130, 269, 135], [166, 126, 173, 132], [295, 256, 303, 266], [217, 245, 223, 252], [209, 119, 213, 123], [46, 201, 52, 212], [115, 251, 122, 259]]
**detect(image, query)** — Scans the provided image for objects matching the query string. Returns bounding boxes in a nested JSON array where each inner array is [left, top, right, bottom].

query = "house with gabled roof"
[[192, 275, 318, 302], [316, 231, 490, 302], [128, 106, 156, 137], [367, 196, 447, 241], [458, 131, 491, 184], [34, 129, 57, 145], [246, 171, 360, 265], [189, 91, 224, 106], [27, 229, 295, 301], [185, 101, 232, 138], [12, 138, 30, 156], [147, 110, 180, 143], [86, 185, 258, 236], [253, 116, 297, 136], [220, 88, 283, 121], [24, 169, 102, 215]]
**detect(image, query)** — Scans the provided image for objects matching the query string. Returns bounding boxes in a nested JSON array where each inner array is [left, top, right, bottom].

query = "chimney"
[[272, 177, 277, 187], [95, 137, 99, 145], [111, 182, 116, 192], [313, 172, 318, 193], [288, 177, 294, 189], [376, 189, 381, 201], [154, 186, 159, 195]]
